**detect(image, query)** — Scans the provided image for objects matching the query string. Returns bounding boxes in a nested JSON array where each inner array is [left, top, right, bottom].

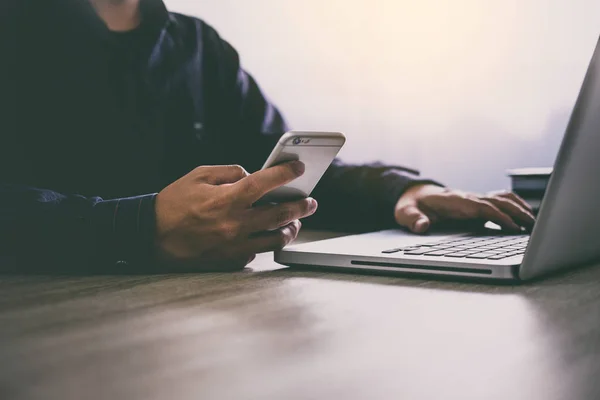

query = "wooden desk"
[[1, 231, 600, 400]]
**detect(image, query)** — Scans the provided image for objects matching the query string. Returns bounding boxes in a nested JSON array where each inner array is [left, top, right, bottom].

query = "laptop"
[[275, 36, 600, 281]]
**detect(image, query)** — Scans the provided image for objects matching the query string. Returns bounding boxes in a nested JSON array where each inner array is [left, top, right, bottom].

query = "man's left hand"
[[394, 184, 535, 234]]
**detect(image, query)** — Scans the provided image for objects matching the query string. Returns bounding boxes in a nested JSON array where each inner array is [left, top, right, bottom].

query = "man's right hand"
[[154, 161, 316, 271]]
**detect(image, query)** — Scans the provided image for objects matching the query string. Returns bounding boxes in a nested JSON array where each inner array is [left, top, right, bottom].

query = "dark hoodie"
[[0, 0, 435, 272]]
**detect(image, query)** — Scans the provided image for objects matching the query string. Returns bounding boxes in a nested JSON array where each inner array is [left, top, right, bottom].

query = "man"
[[0, 0, 534, 272]]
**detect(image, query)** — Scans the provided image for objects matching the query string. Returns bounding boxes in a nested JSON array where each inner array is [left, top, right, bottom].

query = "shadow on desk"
[[0, 257, 153, 276]]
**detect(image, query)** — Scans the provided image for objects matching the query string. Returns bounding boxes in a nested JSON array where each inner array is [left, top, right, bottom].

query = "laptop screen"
[[520, 36, 600, 279]]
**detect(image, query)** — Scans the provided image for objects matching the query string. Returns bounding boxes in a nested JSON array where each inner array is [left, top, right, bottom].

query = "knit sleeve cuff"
[[91, 193, 158, 267]]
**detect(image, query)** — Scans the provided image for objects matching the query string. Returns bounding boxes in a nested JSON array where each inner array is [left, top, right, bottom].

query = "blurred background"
[[166, 0, 599, 192]]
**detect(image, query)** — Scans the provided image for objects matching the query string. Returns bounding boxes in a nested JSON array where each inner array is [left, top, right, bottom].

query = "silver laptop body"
[[276, 37, 600, 281]]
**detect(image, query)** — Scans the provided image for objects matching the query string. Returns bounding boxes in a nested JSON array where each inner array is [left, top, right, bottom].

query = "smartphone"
[[258, 131, 346, 203]]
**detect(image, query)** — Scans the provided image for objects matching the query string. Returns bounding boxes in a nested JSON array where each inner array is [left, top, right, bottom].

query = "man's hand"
[[394, 184, 535, 234], [154, 162, 317, 271]]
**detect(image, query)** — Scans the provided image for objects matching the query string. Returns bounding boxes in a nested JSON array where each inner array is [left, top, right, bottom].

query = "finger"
[[419, 193, 476, 219], [473, 199, 521, 231], [484, 196, 535, 228], [394, 204, 432, 234], [246, 198, 318, 232], [502, 192, 534, 213], [192, 165, 249, 185], [241, 220, 302, 254], [234, 161, 305, 203], [488, 190, 533, 212]]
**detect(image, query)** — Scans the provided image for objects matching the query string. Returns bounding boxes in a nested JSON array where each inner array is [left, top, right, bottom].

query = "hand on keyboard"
[[394, 185, 535, 234]]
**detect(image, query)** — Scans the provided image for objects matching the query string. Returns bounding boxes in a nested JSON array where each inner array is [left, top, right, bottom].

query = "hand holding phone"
[[258, 131, 346, 204], [154, 162, 317, 270]]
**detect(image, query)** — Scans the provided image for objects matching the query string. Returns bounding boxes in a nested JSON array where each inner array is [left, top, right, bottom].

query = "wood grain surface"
[[1, 231, 599, 400]]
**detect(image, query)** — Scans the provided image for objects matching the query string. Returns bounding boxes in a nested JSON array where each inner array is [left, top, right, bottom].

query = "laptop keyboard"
[[382, 235, 530, 260]]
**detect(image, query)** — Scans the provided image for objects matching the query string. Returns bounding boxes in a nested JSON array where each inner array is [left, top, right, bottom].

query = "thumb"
[[395, 205, 431, 234]]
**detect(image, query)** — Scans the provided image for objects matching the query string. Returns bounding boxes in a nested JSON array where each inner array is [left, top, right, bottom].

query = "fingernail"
[[308, 198, 318, 212], [290, 161, 305, 176], [413, 218, 428, 233]]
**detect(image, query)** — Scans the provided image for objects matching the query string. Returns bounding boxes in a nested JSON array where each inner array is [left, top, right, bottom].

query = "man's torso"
[[5, 0, 279, 198]]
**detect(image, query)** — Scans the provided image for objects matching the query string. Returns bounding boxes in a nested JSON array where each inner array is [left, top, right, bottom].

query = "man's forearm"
[[0, 184, 157, 272], [305, 160, 441, 231]]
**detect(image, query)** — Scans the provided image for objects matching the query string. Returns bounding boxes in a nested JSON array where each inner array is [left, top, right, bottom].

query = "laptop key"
[[444, 252, 470, 258], [488, 254, 511, 260], [424, 250, 454, 256], [403, 249, 431, 255], [476, 246, 501, 250], [459, 240, 482, 245], [466, 252, 496, 259], [382, 248, 403, 254]]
